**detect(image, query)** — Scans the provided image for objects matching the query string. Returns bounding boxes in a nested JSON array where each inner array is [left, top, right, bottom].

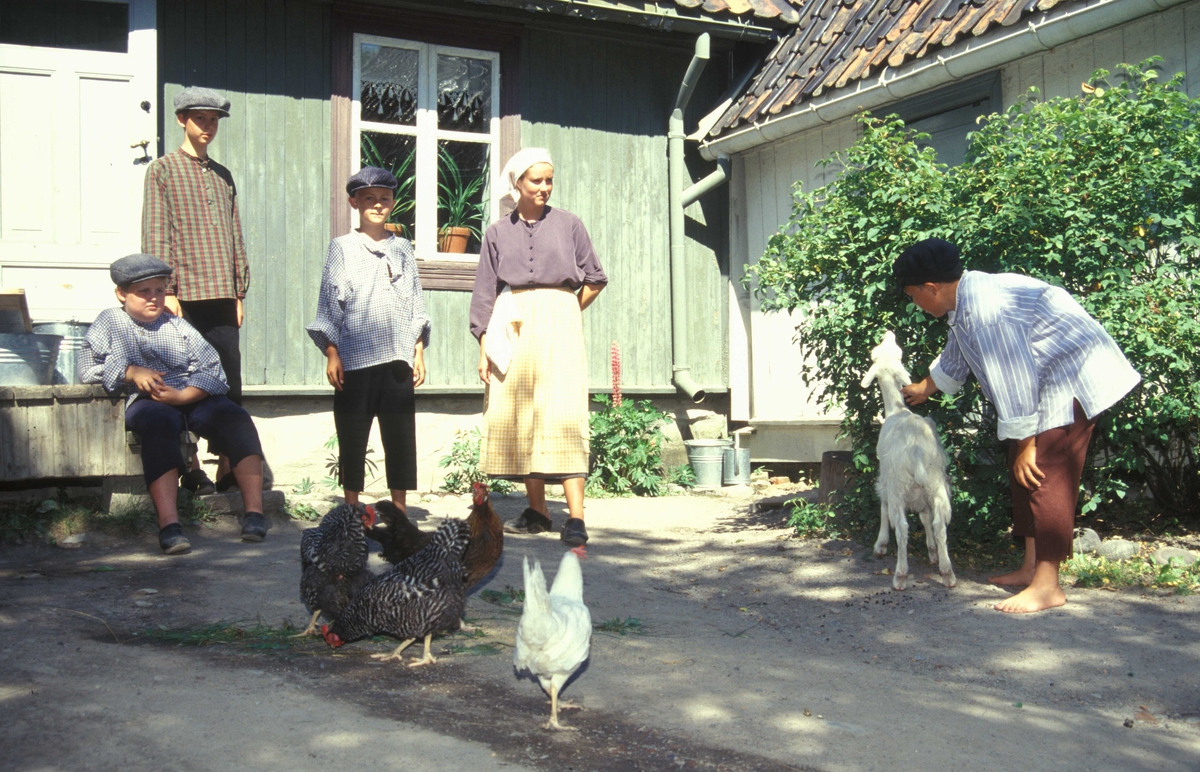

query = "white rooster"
[[514, 548, 591, 730]]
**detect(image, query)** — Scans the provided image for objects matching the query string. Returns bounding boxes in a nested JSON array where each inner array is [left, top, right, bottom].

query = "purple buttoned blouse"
[[469, 206, 608, 340]]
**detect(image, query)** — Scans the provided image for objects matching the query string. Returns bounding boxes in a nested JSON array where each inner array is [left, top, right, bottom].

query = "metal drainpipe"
[[670, 33, 732, 404]]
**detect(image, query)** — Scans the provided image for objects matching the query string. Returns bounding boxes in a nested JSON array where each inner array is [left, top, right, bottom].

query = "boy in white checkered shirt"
[[307, 167, 431, 513]]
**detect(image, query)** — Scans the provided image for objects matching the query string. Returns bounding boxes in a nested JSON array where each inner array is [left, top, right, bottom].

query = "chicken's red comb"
[[570, 545, 588, 559], [363, 504, 376, 526]]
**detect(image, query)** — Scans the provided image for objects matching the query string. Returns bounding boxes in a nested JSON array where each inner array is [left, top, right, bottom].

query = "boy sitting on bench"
[[79, 253, 268, 554]]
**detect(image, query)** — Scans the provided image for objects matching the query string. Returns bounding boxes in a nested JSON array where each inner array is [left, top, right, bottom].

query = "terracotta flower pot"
[[438, 226, 471, 253]]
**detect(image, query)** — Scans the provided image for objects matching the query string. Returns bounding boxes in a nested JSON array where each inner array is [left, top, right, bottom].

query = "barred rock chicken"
[[514, 549, 591, 730], [370, 483, 503, 592], [295, 503, 375, 637], [321, 518, 470, 667]]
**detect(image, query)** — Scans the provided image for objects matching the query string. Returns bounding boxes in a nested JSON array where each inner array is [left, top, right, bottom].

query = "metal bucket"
[[722, 447, 751, 486], [685, 439, 733, 489], [32, 322, 89, 384], [0, 333, 63, 386]]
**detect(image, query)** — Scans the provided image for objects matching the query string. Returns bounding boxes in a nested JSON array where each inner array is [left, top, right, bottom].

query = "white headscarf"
[[498, 148, 553, 215]]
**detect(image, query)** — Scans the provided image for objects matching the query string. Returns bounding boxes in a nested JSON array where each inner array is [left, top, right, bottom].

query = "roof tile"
[[709, 0, 1087, 138]]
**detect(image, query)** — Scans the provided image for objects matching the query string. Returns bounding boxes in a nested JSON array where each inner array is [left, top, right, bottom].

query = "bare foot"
[[988, 568, 1035, 587], [994, 583, 1066, 613]]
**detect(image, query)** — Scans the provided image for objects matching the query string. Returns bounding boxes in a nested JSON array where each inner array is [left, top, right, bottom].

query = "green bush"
[[749, 59, 1200, 541], [437, 428, 515, 495], [587, 395, 670, 496]]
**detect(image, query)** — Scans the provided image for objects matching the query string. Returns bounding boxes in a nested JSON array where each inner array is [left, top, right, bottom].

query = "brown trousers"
[[1007, 400, 1096, 562]]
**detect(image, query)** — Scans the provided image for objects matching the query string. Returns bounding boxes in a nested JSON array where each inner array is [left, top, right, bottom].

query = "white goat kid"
[[860, 331, 957, 591]]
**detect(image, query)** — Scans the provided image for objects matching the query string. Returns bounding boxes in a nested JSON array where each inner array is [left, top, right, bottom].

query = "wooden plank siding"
[[520, 28, 729, 390], [159, 1, 730, 392], [158, 0, 333, 389]]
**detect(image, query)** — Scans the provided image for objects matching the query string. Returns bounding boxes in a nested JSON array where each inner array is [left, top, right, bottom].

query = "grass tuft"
[[1061, 553, 1200, 594], [594, 617, 645, 636], [141, 621, 312, 650], [479, 586, 525, 606]]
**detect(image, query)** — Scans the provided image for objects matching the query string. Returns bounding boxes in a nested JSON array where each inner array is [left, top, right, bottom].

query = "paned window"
[[353, 34, 499, 259]]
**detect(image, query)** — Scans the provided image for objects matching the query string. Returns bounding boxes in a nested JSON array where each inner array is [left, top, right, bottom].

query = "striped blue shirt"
[[78, 308, 229, 406], [306, 231, 432, 372], [929, 271, 1140, 441]]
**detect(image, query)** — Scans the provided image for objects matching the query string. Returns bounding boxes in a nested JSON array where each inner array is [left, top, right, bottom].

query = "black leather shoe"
[[180, 469, 215, 496], [159, 523, 191, 554], [241, 511, 270, 542], [503, 507, 553, 535], [215, 472, 239, 493], [560, 518, 588, 547]]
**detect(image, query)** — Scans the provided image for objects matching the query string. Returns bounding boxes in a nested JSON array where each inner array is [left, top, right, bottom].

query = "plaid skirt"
[[481, 287, 590, 478]]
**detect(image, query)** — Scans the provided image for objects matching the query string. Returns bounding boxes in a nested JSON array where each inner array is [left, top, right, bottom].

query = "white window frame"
[[352, 33, 500, 261]]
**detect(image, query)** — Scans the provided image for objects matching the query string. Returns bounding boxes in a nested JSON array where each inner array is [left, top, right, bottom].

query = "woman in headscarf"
[[468, 149, 607, 547]]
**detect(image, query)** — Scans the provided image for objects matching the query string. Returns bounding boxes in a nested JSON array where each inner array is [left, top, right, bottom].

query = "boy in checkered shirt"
[[307, 167, 430, 514], [79, 254, 269, 554], [142, 86, 249, 495]]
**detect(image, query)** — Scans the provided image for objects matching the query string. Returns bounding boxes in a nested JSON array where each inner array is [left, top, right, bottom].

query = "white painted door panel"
[[0, 0, 156, 323]]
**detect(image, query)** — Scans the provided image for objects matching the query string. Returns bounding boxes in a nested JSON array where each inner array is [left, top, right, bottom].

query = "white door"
[[0, 0, 156, 323]]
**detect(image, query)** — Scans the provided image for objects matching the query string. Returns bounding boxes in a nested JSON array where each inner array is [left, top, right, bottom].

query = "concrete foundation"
[[242, 391, 732, 493]]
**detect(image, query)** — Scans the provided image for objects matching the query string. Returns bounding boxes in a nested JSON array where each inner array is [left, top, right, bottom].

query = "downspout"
[[670, 33, 732, 403]]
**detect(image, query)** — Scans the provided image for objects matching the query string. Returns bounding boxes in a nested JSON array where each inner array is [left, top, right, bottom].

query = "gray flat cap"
[[174, 86, 231, 117], [346, 166, 398, 195], [111, 254, 173, 287]]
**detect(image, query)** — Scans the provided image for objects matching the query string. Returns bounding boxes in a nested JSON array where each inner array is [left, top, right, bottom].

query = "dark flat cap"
[[111, 254, 173, 286], [892, 238, 964, 290], [174, 86, 231, 116], [346, 166, 398, 196]]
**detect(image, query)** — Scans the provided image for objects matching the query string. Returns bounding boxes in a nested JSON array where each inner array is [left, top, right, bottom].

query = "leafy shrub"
[[786, 499, 841, 539], [587, 395, 670, 496], [437, 428, 514, 495], [749, 60, 1200, 541]]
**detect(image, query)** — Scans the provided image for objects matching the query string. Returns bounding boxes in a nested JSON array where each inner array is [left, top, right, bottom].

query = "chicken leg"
[[293, 609, 322, 637], [546, 682, 578, 731], [371, 637, 416, 663], [406, 633, 438, 668]]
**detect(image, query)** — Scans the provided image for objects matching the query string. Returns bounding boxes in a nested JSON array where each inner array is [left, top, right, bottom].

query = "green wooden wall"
[[158, 0, 332, 389], [158, 1, 728, 392], [521, 28, 729, 391]]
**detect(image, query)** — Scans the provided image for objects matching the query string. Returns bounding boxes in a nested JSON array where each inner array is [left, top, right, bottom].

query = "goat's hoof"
[[873, 545, 888, 557], [892, 573, 908, 591], [941, 571, 957, 588]]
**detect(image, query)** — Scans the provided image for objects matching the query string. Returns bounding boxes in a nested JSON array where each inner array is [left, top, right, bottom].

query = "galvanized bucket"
[[0, 333, 63, 386], [684, 439, 733, 489], [722, 447, 751, 486], [32, 322, 90, 384]]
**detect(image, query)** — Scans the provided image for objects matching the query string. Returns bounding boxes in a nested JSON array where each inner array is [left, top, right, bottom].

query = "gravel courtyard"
[[2, 490, 1198, 771]]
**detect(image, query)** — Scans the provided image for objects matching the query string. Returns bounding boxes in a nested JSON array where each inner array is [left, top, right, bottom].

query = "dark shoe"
[[503, 507, 553, 535], [215, 472, 239, 493], [241, 511, 271, 542], [180, 468, 216, 496], [159, 523, 191, 554], [560, 518, 589, 547]]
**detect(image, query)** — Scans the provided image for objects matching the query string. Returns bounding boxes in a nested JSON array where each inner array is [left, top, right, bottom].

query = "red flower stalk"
[[611, 341, 622, 408]]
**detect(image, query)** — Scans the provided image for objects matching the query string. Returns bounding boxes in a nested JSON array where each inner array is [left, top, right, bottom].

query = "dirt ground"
[[2, 490, 1198, 772]]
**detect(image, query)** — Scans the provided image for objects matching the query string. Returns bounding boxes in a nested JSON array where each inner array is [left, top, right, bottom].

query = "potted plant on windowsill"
[[437, 145, 488, 253]]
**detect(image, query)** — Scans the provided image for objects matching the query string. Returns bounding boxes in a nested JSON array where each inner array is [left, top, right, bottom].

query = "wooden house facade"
[[0, 0, 789, 398]]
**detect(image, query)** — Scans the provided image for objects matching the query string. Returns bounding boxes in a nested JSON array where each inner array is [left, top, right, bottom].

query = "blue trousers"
[[125, 395, 263, 486]]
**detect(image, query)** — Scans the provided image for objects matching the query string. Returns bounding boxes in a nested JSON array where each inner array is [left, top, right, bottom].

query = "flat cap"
[[110, 254, 173, 287], [174, 86, 231, 117], [892, 238, 964, 290], [346, 166, 398, 196]]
